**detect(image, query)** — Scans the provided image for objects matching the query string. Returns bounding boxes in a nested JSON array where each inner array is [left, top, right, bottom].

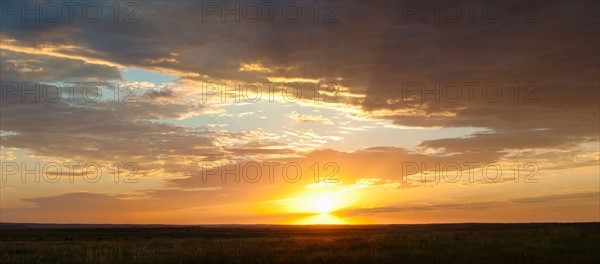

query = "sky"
[[0, 0, 599, 224]]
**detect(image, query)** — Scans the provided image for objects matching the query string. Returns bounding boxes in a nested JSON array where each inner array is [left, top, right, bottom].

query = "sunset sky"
[[0, 1, 599, 224]]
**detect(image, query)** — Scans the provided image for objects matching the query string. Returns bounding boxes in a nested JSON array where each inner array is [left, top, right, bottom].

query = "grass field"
[[1, 223, 598, 264]]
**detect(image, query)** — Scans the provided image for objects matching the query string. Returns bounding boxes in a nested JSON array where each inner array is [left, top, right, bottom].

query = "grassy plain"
[[1, 223, 598, 264]]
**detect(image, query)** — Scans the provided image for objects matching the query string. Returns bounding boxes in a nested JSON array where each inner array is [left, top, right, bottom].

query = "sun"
[[267, 189, 368, 224], [276, 190, 357, 224], [294, 213, 346, 224], [282, 191, 346, 216], [283, 192, 348, 224], [314, 193, 335, 215]]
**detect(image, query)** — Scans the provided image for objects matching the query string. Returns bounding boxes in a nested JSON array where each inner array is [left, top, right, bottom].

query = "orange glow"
[[291, 213, 347, 224], [272, 190, 357, 224], [282, 191, 349, 214]]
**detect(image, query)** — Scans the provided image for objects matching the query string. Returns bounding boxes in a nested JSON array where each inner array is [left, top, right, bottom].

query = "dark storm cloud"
[[0, 95, 217, 162], [0, 50, 121, 82], [1, 0, 598, 163]]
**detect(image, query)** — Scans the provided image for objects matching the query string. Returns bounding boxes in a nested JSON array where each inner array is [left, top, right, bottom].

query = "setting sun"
[[273, 191, 354, 224], [284, 191, 347, 215], [315, 193, 336, 214]]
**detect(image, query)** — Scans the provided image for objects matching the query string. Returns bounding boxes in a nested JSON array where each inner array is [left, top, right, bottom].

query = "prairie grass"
[[1, 223, 598, 264]]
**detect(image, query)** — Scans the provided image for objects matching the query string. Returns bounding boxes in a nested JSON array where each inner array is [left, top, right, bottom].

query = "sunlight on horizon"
[[271, 190, 357, 224], [289, 213, 348, 225], [282, 191, 350, 214]]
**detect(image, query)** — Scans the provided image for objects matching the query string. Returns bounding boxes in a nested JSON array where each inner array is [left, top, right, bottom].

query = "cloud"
[[0, 189, 237, 223], [287, 111, 333, 125], [335, 191, 600, 216], [0, 49, 122, 82], [2, 1, 597, 158], [167, 146, 506, 189]]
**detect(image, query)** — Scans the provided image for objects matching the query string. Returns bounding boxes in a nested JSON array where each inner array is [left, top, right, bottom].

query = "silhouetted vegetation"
[[1, 223, 598, 263]]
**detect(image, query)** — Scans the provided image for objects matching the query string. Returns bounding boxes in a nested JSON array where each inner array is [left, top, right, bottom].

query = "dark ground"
[[1, 222, 598, 264]]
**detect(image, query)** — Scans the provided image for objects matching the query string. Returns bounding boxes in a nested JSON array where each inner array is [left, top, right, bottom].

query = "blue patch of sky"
[[121, 68, 179, 83], [157, 101, 483, 152]]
